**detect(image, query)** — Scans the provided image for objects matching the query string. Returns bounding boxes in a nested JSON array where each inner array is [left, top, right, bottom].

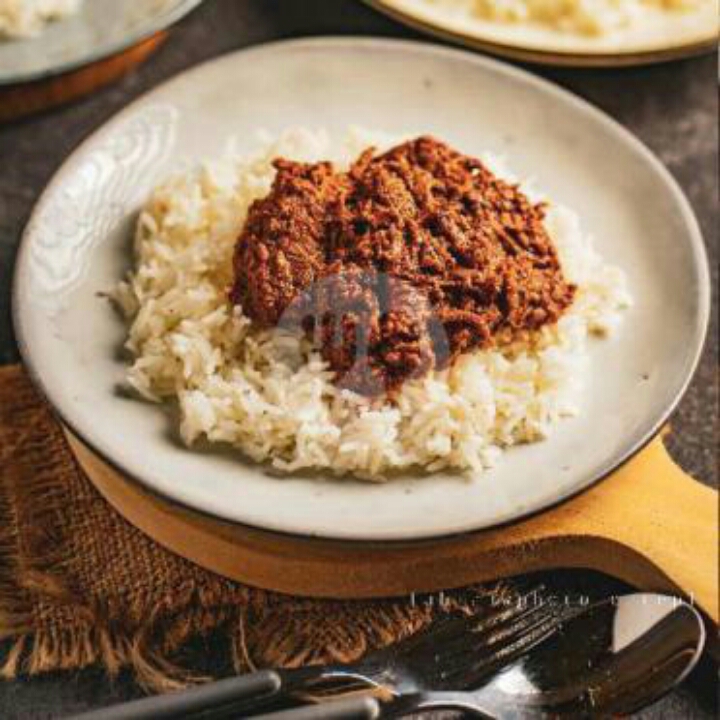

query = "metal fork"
[[72, 584, 566, 719], [252, 583, 566, 712], [312, 589, 564, 697]]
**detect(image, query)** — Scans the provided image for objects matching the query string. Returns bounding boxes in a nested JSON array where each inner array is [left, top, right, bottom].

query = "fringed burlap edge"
[[0, 452, 451, 691]]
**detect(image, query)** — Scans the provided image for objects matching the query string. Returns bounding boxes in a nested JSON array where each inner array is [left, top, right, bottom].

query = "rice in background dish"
[[0, 0, 81, 38], [424, 0, 707, 35], [112, 128, 631, 480]]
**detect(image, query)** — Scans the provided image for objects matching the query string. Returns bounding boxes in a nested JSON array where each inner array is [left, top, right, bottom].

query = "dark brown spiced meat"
[[231, 136, 575, 396]]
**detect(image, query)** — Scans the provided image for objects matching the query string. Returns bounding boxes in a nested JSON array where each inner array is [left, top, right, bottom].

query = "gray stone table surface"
[[0, 0, 717, 717]]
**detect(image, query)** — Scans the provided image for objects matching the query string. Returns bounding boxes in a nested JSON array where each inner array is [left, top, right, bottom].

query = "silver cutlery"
[[70, 591, 705, 719], [254, 593, 705, 718]]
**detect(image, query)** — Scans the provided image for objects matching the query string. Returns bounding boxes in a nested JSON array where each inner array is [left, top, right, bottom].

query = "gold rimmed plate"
[[363, 0, 718, 66]]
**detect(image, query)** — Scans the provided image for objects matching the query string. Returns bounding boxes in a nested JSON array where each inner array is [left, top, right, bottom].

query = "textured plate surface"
[[364, 0, 718, 66], [13, 38, 709, 540], [0, 0, 202, 85]]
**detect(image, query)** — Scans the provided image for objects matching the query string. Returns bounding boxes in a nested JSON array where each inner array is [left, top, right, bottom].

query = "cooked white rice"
[[113, 128, 631, 479], [424, 0, 706, 35], [0, 0, 81, 38]]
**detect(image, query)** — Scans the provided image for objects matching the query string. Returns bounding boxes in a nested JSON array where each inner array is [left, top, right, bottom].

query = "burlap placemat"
[[0, 364, 502, 692]]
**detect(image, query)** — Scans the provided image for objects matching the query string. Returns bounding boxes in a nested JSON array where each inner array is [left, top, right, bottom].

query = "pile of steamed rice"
[[0, 0, 81, 38], [113, 128, 631, 480], [423, 0, 705, 35]]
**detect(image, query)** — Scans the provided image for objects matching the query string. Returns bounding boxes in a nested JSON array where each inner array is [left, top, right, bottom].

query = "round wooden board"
[[65, 429, 718, 625], [0, 32, 167, 123], [362, 0, 717, 67]]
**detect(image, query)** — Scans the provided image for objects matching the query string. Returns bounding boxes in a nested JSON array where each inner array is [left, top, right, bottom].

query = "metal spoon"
[[255, 593, 706, 718]]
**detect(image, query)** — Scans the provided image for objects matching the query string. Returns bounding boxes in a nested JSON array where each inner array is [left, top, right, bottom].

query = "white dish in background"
[[0, 0, 203, 85], [13, 38, 709, 540], [364, 0, 718, 65]]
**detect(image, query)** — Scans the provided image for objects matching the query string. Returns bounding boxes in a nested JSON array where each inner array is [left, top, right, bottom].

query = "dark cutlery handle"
[[253, 696, 381, 720], [67, 669, 282, 719]]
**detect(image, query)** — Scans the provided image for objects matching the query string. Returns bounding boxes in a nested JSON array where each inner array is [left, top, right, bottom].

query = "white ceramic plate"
[[0, 0, 203, 85], [364, 0, 718, 66], [13, 38, 709, 541]]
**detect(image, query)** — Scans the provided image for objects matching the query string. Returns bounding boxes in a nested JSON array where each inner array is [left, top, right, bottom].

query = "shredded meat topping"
[[231, 136, 576, 396]]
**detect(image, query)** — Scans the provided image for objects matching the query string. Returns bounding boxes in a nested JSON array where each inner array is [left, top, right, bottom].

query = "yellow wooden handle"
[[573, 440, 719, 623]]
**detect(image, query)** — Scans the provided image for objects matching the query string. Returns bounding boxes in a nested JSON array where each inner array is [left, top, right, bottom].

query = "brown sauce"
[[231, 136, 575, 396]]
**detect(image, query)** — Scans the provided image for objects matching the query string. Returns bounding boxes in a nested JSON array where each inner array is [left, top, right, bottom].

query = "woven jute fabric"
[[0, 364, 501, 691]]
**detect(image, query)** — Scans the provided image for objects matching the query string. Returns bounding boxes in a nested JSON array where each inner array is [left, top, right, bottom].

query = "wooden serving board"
[[0, 32, 167, 123], [66, 431, 718, 624]]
